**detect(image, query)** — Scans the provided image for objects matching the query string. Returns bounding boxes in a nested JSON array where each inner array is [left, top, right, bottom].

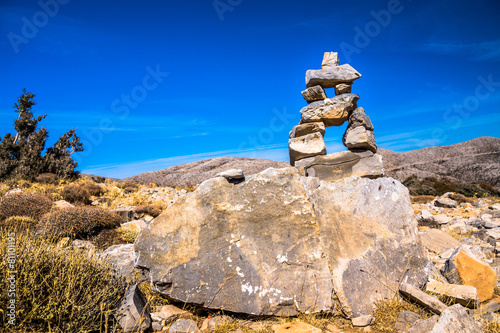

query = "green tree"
[[0, 89, 84, 180]]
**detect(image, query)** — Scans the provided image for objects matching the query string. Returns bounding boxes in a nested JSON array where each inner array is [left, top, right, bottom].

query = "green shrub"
[[62, 184, 90, 204], [135, 205, 162, 217], [35, 172, 59, 185], [38, 206, 121, 239], [0, 193, 52, 222], [0, 229, 127, 332]]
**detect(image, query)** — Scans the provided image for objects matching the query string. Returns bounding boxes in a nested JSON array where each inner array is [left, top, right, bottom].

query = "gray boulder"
[[169, 319, 199, 333], [429, 304, 481, 333], [306, 64, 362, 88], [115, 284, 151, 332], [134, 168, 429, 318], [101, 244, 136, 280], [300, 94, 359, 127]]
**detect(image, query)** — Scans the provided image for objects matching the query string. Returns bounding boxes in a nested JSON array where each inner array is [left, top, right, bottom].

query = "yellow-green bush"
[[0, 193, 53, 222], [0, 229, 127, 332], [38, 206, 121, 239]]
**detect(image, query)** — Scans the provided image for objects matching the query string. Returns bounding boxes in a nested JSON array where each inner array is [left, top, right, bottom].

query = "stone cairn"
[[288, 52, 384, 181]]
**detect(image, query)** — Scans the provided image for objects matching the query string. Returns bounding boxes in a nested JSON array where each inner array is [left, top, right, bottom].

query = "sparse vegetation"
[[38, 206, 122, 239], [0, 192, 52, 222], [0, 228, 127, 332], [403, 174, 498, 197], [372, 298, 431, 332], [62, 184, 91, 204]]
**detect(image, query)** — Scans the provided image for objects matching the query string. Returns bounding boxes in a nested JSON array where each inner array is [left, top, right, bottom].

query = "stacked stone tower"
[[288, 52, 384, 181]]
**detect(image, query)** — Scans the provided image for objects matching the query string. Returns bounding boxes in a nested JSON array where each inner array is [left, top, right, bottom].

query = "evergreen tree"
[[0, 89, 84, 180]]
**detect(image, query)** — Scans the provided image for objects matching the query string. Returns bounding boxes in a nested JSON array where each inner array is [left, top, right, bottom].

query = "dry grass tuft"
[[484, 320, 500, 333], [372, 298, 431, 332]]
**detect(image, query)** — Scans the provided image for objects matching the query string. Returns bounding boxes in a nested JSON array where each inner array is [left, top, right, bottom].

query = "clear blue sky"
[[1, 0, 499, 178]]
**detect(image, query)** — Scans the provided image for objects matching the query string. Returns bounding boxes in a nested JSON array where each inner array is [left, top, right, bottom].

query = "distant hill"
[[378, 136, 500, 187], [125, 157, 290, 187], [125, 137, 500, 188]]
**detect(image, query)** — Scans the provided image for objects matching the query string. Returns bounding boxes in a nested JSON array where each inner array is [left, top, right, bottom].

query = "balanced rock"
[[300, 93, 359, 127], [295, 150, 383, 181], [343, 126, 377, 153], [301, 85, 327, 103], [135, 168, 429, 318], [288, 132, 327, 165], [347, 107, 374, 131], [321, 51, 340, 69], [334, 83, 352, 95], [442, 247, 497, 302], [306, 64, 362, 88], [289, 122, 325, 139]]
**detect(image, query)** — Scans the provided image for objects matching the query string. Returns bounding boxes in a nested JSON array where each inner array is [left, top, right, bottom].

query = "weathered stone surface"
[[334, 83, 352, 95], [419, 229, 460, 256], [121, 219, 148, 232], [289, 132, 327, 165], [442, 247, 497, 302], [297, 151, 383, 181], [347, 107, 374, 131], [425, 280, 478, 308], [273, 321, 321, 333], [399, 282, 448, 315], [300, 94, 359, 127], [169, 319, 198, 333], [200, 315, 233, 332], [216, 169, 245, 183], [394, 311, 421, 332], [301, 85, 327, 103], [115, 284, 152, 332], [351, 315, 374, 327], [101, 244, 136, 280], [306, 64, 362, 88], [343, 126, 377, 153], [405, 315, 439, 333], [134, 168, 429, 318], [482, 300, 500, 312], [321, 52, 339, 69], [428, 304, 481, 333], [289, 122, 325, 139], [435, 198, 458, 208], [150, 305, 190, 326]]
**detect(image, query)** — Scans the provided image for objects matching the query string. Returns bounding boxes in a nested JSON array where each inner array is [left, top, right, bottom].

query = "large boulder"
[[134, 168, 429, 318]]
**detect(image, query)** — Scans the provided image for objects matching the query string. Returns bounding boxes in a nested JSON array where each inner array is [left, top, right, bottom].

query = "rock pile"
[[288, 52, 383, 181]]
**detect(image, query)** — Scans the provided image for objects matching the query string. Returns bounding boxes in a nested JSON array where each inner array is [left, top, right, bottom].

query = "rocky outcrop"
[[134, 168, 429, 318], [288, 52, 383, 181]]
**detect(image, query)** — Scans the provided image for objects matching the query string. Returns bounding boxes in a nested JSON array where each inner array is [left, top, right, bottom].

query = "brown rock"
[[289, 122, 325, 139], [321, 52, 340, 69], [288, 132, 327, 165], [442, 247, 497, 302], [334, 83, 352, 95], [301, 85, 327, 103], [300, 94, 359, 127]]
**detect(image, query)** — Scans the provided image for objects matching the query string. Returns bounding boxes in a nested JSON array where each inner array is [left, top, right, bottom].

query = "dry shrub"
[[38, 206, 122, 239], [62, 184, 91, 204], [448, 193, 474, 204], [0, 192, 53, 222], [91, 228, 124, 250], [123, 186, 138, 194], [35, 172, 59, 185], [83, 182, 104, 196], [372, 298, 431, 332], [135, 205, 162, 217], [0, 228, 127, 332], [117, 181, 138, 190], [411, 195, 435, 204]]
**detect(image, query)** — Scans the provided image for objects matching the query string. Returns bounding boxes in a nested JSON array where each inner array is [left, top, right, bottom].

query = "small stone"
[[54, 200, 74, 209], [347, 107, 374, 131], [216, 169, 245, 180], [435, 198, 458, 208], [351, 315, 375, 327], [399, 282, 448, 315], [121, 219, 148, 232], [150, 305, 190, 326], [321, 51, 340, 69], [433, 214, 452, 225], [5, 188, 22, 196], [301, 85, 327, 103], [289, 122, 325, 139], [343, 126, 377, 153], [115, 284, 152, 332], [334, 83, 352, 95], [152, 322, 164, 332], [394, 310, 421, 332], [482, 300, 500, 312], [169, 319, 198, 333], [429, 304, 481, 333], [289, 132, 327, 165]]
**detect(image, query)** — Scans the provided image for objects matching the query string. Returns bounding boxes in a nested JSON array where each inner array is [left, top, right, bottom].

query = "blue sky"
[[1, 0, 499, 178]]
